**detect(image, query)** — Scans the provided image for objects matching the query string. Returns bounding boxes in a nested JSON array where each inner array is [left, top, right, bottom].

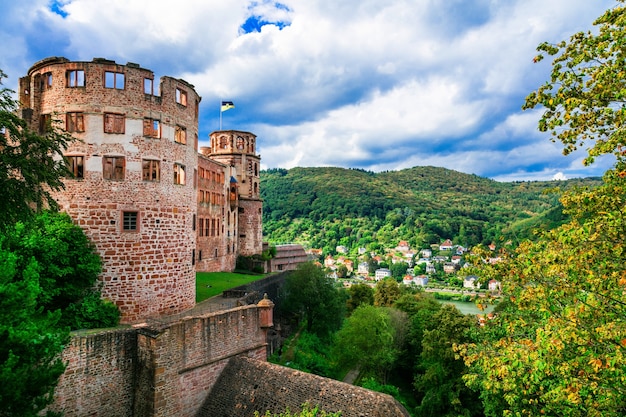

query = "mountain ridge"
[[261, 166, 601, 254]]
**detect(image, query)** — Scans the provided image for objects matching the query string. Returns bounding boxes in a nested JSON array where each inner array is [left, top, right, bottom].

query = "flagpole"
[[219, 99, 222, 130]]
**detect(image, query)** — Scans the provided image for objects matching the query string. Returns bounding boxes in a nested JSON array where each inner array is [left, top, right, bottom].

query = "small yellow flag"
[[221, 101, 235, 112]]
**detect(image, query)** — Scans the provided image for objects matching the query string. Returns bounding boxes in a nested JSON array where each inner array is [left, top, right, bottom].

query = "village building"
[[375, 268, 392, 281]]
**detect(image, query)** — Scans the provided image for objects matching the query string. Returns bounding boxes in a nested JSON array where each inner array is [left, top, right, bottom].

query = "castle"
[[15, 57, 411, 417], [18, 57, 263, 323]]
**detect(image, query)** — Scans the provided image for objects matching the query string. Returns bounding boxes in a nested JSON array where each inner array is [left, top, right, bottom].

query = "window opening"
[[67, 70, 85, 87], [122, 211, 138, 231], [66, 156, 84, 178], [66, 112, 85, 133], [144, 78, 153, 95], [103, 156, 125, 180], [175, 125, 187, 144], [104, 113, 125, 134], [175, 88, 187, 106], [174, 163, 186, 185], [105, 71, 125, 89], [142, 159, 160, 181], [143, 118, 160, 138]]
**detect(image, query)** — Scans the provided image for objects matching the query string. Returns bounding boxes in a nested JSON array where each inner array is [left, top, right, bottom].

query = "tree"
[[336, 263, 348, 278], [459, 173, 626, 416], [1, 211, 119, 330], [282, 262, 346, 337], [0, 70, 74, 231], [346, 282, 374, 313], [0, 235, 68, 417], [390, 261, 409, 280], [458, 3, 626, 416], [414, 305, 482, 417], [523, 0, 626, 169], [333, 305, 407, 384], [374, 278, 402, 307]]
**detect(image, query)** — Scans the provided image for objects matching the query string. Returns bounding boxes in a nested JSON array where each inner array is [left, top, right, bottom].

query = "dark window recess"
[[122, 212, 138, 231]]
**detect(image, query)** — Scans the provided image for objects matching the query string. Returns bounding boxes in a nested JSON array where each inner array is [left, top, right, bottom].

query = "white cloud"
[[0, 0, 618, 180]]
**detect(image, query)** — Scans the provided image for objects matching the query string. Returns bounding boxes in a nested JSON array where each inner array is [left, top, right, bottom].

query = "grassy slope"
[[196, 271, 266, 302]]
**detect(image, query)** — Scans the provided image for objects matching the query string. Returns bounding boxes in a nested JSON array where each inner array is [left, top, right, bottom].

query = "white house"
[[463, 275, 480, 289], [439, 239, 454, 251], [375, 268, 392, 281], [415, 275, 429, 286]]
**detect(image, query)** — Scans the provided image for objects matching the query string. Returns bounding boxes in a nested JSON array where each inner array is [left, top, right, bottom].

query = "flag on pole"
[[221, 101, 235, 112]]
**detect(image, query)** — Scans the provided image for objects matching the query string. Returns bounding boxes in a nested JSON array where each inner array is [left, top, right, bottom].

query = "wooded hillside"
[[261, 166, 600, 254]]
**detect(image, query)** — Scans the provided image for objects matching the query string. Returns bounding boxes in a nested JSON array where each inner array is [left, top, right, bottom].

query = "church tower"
[[208, 130, 263, 256]]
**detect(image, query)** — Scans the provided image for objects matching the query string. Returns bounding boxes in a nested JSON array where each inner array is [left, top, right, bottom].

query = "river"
[[436, 299, 495, 315]]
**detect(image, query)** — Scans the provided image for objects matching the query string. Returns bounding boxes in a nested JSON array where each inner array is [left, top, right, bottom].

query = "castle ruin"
[[18, 57, 263, 323]]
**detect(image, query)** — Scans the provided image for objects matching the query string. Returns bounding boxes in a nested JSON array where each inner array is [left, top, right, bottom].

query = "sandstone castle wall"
[[49, 304, 270, 417], [18, 57, 264, 323]]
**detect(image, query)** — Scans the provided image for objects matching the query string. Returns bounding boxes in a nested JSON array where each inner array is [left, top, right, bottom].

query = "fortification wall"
[[198, 356, 412, 417], [19, 57, 201, 322], [48, 305, 270, 417]]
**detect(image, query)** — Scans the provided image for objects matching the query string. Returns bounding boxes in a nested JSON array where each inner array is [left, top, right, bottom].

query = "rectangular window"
[[144, 78, 153, 95], [105, 71, 125, 89], [142, 159, 160, 181], [174, 163, 186, 185], [174, 125, 187, 145], [40, 72, 52, 91], [175, 88, 187, 106], [66, 112, 85, 133], [192, 214, 196, 231], [66, 156, 84, 179], [104, 113, 125, 134], [67, 70, 85, 87], [204, 218, 209, 237], [143, 118, 160, 138], [39, 114, 51, 134], [103, 156, 125, 180], [122, 211, 138, 231]]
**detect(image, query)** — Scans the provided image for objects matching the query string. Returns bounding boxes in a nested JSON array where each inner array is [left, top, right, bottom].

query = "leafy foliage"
[[333, 304, 408, 384], [0, 235, 68, 417], [457, 3, 626, 415], [262, 166, 600, 255], [282, 262, 347, 337], [524, 0, 626, 167], [414, 305, 481, 417], [459, 172, 626, 416], [1, 211, 119, 330], [346, 282, 374, 313], [0, 70, 74, 231], [254, 403, 342, 417]]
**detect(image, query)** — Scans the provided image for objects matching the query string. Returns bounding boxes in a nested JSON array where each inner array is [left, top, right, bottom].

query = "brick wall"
[[20, 57, 201, 322], [197, 356, 412, 417], [48, 304, 271, 417]]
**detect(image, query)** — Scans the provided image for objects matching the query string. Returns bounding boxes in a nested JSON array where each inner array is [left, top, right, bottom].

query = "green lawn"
[[196, 271, 268, 302]]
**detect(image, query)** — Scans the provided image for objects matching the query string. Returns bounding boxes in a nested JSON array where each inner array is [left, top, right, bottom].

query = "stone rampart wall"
[[49, 305, 269, 417]]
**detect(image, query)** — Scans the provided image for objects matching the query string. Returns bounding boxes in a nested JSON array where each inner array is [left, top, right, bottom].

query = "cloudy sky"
[[0, 0, 618, 181]]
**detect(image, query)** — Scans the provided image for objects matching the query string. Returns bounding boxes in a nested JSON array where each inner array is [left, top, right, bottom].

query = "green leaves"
[[524, 1, 626, 167], [459, 172, 626, 416], [0, 70, 75, 231]]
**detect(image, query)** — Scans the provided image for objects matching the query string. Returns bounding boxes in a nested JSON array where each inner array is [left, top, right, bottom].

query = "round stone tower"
[[19, 57, 200, 323], [208, 130, 263, 256]]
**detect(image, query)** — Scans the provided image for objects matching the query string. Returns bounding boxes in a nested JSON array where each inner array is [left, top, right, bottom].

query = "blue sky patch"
[[49, 0, 68, 18], [240, 2, 292, 33]]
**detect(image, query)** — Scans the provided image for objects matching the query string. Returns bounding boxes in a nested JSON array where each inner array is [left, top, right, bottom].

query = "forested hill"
[[261, 166, 601, 255]]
